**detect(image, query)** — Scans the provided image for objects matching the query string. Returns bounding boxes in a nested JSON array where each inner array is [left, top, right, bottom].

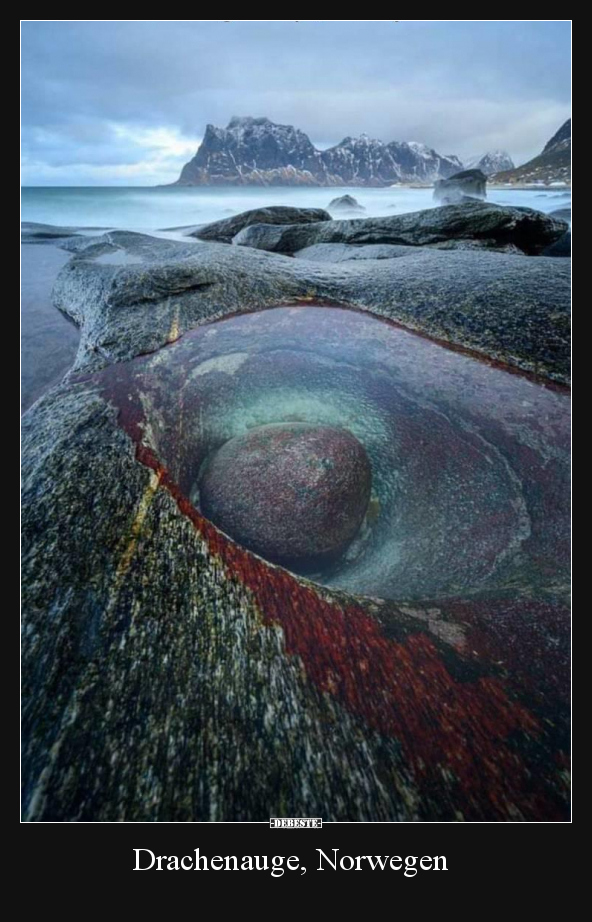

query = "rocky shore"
[[22, 201, 571, 821]]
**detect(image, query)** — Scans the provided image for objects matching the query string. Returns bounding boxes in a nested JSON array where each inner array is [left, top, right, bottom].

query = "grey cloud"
[[21, 20, 571, 184]]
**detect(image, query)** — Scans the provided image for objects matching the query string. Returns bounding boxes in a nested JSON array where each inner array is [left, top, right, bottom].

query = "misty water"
[[21, 184, 570, 232]]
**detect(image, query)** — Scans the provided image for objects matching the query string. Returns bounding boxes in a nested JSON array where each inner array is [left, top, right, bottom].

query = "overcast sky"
[[21, 20, 571, 186]]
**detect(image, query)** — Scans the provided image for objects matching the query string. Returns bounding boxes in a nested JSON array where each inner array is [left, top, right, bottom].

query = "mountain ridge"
[[492, 119, 571, 185], [174, 116, 464, 187]]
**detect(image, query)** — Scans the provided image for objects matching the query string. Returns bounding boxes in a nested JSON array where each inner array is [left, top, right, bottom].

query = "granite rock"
[[199, 423, 372, 570], [294, 243, 418, 262], [541, 230, 572, 258], [233, 201, 568, 257], [50, 229, 571, 383], [189, 205, 331, 243], [433, 169, 487, 204], [328, 194, 365, 213], [21, 227, 571, 821], [549, 207, 571, 221]]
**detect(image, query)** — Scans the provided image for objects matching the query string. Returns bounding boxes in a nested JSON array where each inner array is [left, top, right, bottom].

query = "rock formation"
[[233, 201, 567, 256], [328, 194, 365, 213], [21, 210, 571, 822], [433, 169, 487, 204], [190, 205, 331, 244], [200, 423, 372, 570]]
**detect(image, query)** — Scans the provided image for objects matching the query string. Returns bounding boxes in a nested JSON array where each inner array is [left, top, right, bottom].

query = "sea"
[[20, 184, 570, 413], [21, 183, 570, 233]]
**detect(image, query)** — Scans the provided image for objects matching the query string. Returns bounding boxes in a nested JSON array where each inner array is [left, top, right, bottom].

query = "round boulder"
[[199, 423, 372, 570]]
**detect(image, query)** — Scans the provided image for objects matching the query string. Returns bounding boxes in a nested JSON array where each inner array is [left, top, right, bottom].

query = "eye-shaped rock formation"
[[22, 218, 571, 822]]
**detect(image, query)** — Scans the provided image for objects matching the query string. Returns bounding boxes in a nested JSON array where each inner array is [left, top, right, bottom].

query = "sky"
[[21, 20, 572, 186]]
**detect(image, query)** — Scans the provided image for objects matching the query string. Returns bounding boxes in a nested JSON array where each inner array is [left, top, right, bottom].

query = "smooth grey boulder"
[[328, 194, 365, 212], [233, 201, 568, 257], [433, 169, 487, 204], [188, 205, 331, 243]]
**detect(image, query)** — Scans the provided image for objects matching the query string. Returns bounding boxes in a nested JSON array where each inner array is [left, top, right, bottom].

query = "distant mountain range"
[[172, 116, 570, 187], [492, 119, 571, 185], [173, 116, 464, 186]]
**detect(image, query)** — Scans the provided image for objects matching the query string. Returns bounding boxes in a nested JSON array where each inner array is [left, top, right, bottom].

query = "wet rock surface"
[[21, 218, 571, 821], [233, 201, 568, 256], [189, 205, 331, 243], [199, 423, 372, 570], [49, 228, 571, 383]]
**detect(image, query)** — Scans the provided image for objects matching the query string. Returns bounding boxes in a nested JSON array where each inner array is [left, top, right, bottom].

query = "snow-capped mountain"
[[174, 117, 463, 186], [465, 150, 515, 175], [176, 117, 323, 186]]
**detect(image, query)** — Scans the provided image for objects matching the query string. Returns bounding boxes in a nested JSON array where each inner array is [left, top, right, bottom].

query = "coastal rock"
[[233, 201, 568, 257], [294, 243, 418, 262], [550, 207, 571, 221], [189, 205, 331, 244], [328, 194, 365, 213], [49, 227, 571, 381], [21, 222, 85, 244], [22, 228, 570, 822], [199, 423, 372, 570], [433, 169, 487, 204], [541, 230, 571, 257]]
